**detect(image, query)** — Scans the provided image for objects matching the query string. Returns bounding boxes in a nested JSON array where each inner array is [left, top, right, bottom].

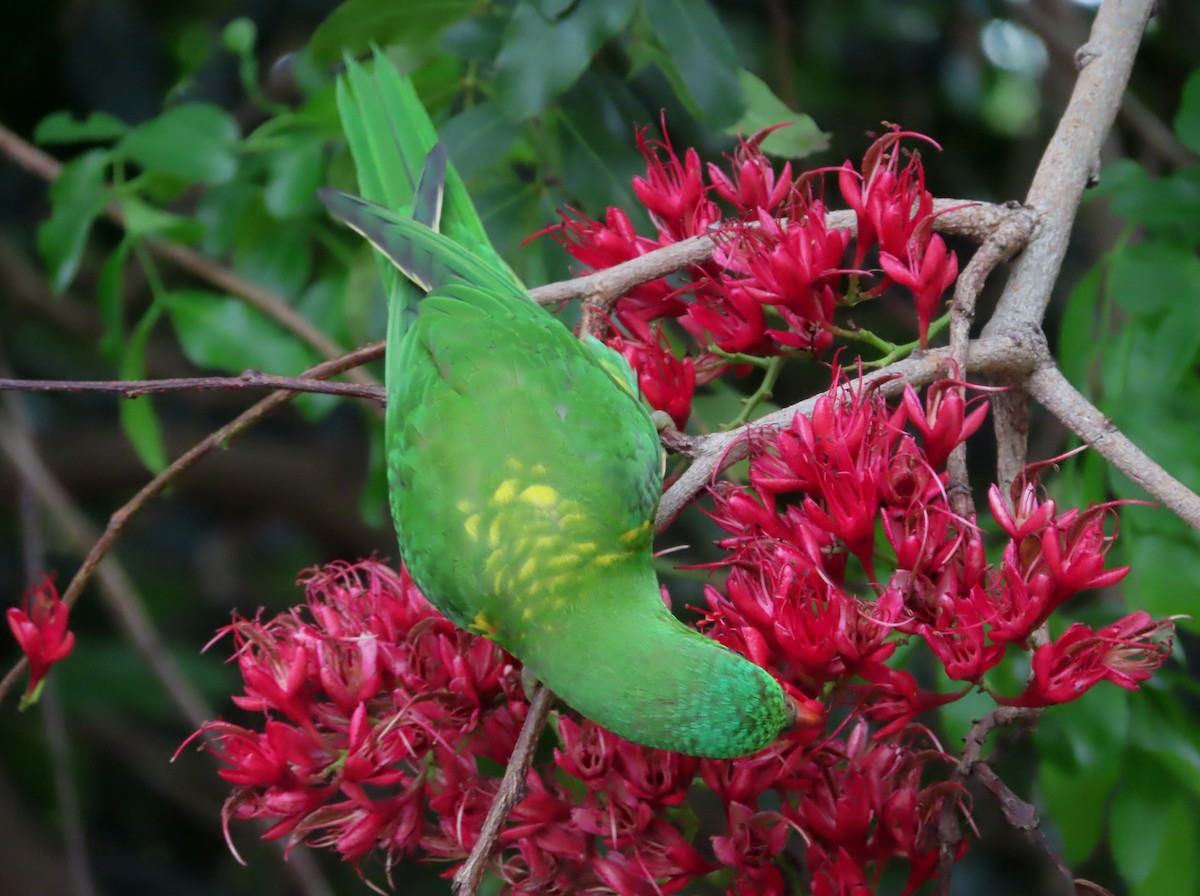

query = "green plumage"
[[324, 58, 796, 757]]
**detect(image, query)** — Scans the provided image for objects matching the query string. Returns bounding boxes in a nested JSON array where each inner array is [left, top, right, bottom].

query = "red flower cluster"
[[190, 125, 1175, 896], [705, 372, 1173, 730], [192, 372, 1174, 895], [555, 123, 962, 426], [191, 558, 951, 895], [189, 562, 527, 865], [7, 574, 75, 708]]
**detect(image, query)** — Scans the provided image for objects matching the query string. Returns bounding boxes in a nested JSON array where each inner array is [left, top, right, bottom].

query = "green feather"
[[326, 64, 798, 758]]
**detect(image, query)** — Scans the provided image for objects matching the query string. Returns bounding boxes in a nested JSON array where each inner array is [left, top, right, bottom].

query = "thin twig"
[[0, 371, 385, 403], [935, 706, 1046, 895], [973, 762, 1074, 892], [451, 685, 555, 896], [0, 342, 384, 706]]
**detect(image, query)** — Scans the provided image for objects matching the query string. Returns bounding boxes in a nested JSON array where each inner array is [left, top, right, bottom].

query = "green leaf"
[[1109, 750, 1174, 884], [1132, 797, 1198, 896], [440, 101, 523, 182], [264, 137, 325, 219], [35, 110, 128, 145], [195, 181, 257, 255], [1107, 166, 1200, 230], [493, 0, 638, 122], [537, 0, 579, 18], [1174, 68, 1200, 154], [1059, 266, 1100, 384], [308, 0, 477, 65], [37, 149, 111, 293], [97, 239, 131, 361], [118, 103, 240, 184], [1038, 762, 1111, 865], [1105, 371, 1200, 493], [725, 70, 828, 158], [557, 71, 645, 214], [1150, 308, 1200, 388], [1034, 685, 1130, 775], [232, 208, 312, 298], [637, 0, 744, 129], [119, 196, 205, 241], [119, 305, 169, 474], [1107, 241, 1200, 321], [1128, 690, 1200, 804], [163, 290, 317, 375]]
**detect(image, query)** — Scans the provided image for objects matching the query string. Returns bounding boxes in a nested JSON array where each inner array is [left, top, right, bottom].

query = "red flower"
[[607, 319, 696, 429], [553, 207, 686, 324], [707, 127, 795, 216], [7, 574, 75, 707], [895, 379, 989, 470], [632, 122, 720, 242], [838, 127, 941, 267], [711, 803, 791, 896], [880, 233, 958, 347], [1000, 611, 1175, 707], [985, 476, 1132, 643]]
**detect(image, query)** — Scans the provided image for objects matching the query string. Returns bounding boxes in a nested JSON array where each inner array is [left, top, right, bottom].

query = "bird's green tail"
[[333, 53, 524, 390]]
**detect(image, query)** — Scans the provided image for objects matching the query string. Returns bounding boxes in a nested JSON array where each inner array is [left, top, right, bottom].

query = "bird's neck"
[[516, 560, 790, 758]]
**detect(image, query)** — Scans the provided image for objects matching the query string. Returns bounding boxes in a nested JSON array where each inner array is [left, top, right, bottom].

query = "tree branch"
[[945, 204, 1038, 516], [1027, 363, 1200, 528], [528, 201, 1016, 308], [985, 0, 1156, 334], [935, 707, 1067, 896], [451, 685, 555, 896], [654, 332, 1038, 531], [0, 371, 385, 403]]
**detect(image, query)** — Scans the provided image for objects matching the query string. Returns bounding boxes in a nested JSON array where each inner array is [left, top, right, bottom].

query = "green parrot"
[[322, 58, 798, 758]]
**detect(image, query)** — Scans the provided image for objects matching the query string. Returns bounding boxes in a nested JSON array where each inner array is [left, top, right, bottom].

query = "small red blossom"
[[633, 122, 720, 241], [984, 472, 1133, 644], [607, 319, 696, 429], [895, 378, 990, 470], [7, 574, 75, 708], [838, 127, 941, 267], [1000, 611, 1175, 707], [707, 127, 795, 215], [880, 233, 958, 347], [712, 803, 791, 896]]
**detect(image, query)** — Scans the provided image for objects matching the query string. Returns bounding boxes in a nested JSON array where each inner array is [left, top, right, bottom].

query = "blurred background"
[[0, 1, 1197, 894]]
